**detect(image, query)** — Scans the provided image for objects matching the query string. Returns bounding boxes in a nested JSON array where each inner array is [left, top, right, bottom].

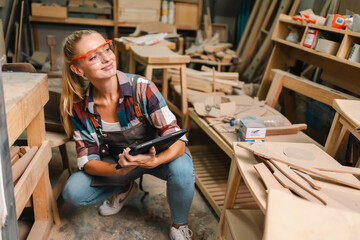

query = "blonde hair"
[[60, 30, 97, 136]]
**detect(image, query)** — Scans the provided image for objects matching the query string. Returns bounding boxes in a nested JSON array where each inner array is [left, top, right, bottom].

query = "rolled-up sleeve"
[[142, 78, 188, 143], [70, 114, 101, 170]]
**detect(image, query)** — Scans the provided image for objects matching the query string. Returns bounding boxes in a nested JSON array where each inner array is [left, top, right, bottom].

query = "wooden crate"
[[31, 3, 67, 19], [175, 2, 199, 29], [118, 0, 161, 23]]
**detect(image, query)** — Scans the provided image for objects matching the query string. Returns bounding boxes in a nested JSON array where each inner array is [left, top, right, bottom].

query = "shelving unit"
[[29, 0, 202, 44], [258, 14, 360, 101]]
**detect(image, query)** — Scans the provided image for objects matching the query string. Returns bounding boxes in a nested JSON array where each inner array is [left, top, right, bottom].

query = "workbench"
[[188, 106, 317, 217], [4, 72, 54, 240]]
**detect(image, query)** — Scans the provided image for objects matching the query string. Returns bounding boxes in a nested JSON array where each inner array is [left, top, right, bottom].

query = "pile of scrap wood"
[[185, 33, 238, 65], [168, 65, 243, 94]]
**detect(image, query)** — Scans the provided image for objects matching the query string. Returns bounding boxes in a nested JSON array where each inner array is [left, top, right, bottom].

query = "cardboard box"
[[193, 96, 236, 118], [237, 116, 266, 142], [315, 38, 340, 55], [31, 3, 67, 19], [118, 0, 160, 23]]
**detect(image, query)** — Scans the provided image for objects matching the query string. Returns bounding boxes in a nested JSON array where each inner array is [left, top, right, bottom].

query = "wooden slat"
[[14, 141, 52, 218], [192, 149, 256, 216]]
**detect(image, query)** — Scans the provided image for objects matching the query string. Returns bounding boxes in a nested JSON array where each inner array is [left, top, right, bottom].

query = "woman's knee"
[[168, 153, 195, 184], [62, 171, 93, 206]]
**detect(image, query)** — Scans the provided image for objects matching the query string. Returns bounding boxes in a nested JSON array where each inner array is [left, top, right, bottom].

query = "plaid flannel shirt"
[[70, 70, 185, 170]]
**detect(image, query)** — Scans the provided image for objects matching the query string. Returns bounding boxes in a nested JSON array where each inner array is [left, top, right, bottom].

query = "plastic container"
[[168, 0, 175, 24], [258, 115, 285, 127], [161, 0, 168, 23]]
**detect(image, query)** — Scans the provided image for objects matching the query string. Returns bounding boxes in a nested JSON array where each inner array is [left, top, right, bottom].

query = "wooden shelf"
[[258, 14, 360, 99], [30, 0, 202, 42], [272, 38, 360, 69], [30, 16, 114, 26]]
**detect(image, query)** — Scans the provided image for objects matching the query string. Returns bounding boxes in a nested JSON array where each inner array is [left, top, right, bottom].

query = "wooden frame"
[[324, 99, 360, 166]]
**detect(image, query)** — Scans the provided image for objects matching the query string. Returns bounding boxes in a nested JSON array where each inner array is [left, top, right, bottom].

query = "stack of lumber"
[[232, 0, 302, 83], [185, 33, 238, 65], [169, 65, 243, 94]]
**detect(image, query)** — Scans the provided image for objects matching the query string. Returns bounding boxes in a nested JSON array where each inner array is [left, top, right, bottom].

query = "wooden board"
[[225, 209, 264, 240], [263, 189, 360, 240]]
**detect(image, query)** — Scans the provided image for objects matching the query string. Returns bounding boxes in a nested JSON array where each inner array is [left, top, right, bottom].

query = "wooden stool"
[[128, 45, 190, 124], [324, 99, 360, 166]]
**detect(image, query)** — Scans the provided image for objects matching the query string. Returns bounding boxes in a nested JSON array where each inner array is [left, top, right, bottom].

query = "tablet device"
[[129, 128, 188, 155]]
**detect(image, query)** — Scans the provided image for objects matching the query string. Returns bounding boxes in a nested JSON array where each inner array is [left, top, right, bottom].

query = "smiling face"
[[70, 33, 117, 82]]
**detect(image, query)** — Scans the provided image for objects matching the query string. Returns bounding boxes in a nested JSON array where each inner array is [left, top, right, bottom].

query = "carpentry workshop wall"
[[209, 0, 242, 45]]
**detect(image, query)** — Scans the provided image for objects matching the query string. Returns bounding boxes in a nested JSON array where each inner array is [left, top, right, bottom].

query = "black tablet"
[[129, 128, 188, 155]]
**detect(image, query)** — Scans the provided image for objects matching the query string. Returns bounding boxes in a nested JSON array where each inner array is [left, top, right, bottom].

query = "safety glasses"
[[71, 40, 114, 64]]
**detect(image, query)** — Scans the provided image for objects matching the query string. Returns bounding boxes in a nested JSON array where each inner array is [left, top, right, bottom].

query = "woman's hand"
[[118, 146, 158, 169]]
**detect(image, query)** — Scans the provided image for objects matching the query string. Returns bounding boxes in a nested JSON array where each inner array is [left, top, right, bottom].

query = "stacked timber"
[[169, 66, 243, 94], [185, 33, 238, 65]]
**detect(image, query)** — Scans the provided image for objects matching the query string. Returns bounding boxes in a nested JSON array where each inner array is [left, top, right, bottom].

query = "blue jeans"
[[62, 153, 194, 225]]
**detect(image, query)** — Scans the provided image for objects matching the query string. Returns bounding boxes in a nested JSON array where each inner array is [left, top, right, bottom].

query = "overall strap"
[[131, 75, 147, 126], [89, 113, 107, 137], [130, 75, 149, 195]]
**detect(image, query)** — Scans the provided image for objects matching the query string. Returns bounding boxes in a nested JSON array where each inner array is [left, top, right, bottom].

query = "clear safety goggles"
[[71, 40, 114, 64]]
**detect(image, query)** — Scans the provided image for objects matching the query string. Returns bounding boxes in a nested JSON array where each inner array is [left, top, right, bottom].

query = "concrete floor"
[[45, 140, 219, 240]]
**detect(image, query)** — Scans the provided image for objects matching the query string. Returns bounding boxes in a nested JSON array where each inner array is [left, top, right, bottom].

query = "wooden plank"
[[14, 141, 51, 218], [241, 0, 293, 81], [263, 189, 360, 240], [225, 209, 264, 240], [11, 146, 38, 183], [292, 168, 321, 190], [266, 161, 324, 205], [204, 43, 232, 53], [234, 0, 261, 58], [266, 124, 307, 136], [26, 220, 52, 240], [265, 71, 284, 108], [254, 162, 291, 193], [237, 0, 271, 75], [270, 159, 352, 211], [237, 142, 360, 190]]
